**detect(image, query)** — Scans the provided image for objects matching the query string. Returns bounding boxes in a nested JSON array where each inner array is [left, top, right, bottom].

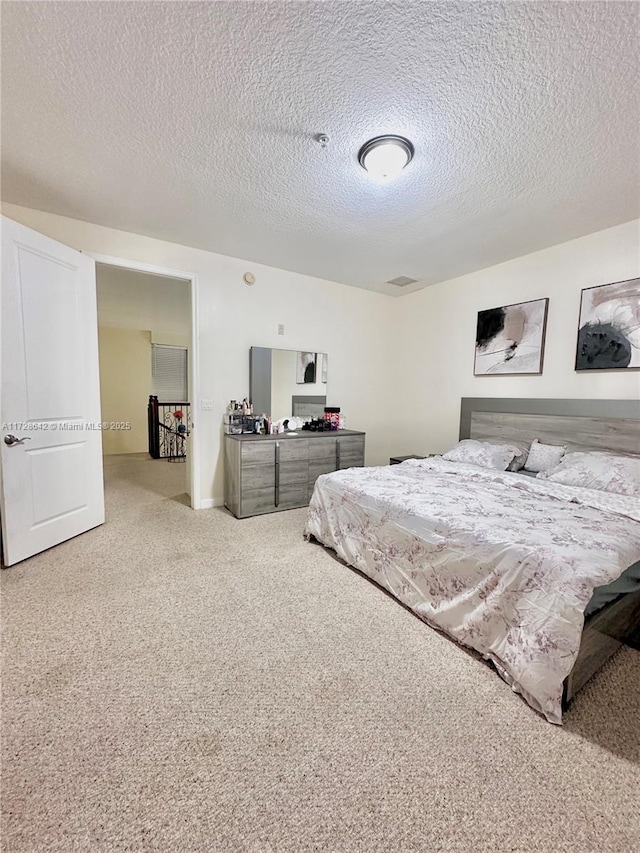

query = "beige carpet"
[[2, 454, 639, 853]]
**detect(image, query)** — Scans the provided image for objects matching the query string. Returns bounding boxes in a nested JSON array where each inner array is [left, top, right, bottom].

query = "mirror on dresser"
[[250, 346, 328, 420]]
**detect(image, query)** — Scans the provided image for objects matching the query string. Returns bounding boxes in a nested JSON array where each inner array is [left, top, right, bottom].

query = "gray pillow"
[[505, 441, 530, 472], [524, 439, 565, 473]]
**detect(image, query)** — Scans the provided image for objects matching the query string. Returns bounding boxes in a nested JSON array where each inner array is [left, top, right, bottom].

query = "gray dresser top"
[[226, 429, 365, 442]]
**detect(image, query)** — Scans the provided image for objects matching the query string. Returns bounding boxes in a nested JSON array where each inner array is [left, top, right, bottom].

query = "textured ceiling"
[[2, 1, 639, 296]]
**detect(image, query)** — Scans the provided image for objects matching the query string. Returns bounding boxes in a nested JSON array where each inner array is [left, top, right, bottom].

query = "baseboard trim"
[[197, 497, 224, 510]]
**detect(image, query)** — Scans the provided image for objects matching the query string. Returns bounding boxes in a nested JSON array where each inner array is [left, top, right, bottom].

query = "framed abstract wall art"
[[474, 298, 549, 375], [296, 351, 317, 384], [575, 278, 640, 371]]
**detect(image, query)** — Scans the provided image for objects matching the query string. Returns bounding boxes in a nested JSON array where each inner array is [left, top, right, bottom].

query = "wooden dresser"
[[224, 430, 366, 518]]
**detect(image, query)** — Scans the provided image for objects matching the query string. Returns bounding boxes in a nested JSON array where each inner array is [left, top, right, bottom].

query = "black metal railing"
[[148, 396, 190, 461]]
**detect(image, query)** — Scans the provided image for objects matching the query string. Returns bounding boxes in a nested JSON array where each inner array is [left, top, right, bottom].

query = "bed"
[[305, 398, 640, 724]]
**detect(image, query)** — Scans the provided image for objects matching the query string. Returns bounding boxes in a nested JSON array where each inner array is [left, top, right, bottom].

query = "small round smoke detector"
[[243, 272, 256, 286]]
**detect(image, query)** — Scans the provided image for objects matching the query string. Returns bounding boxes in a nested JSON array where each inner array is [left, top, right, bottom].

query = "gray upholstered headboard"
[[459, 398, 640, 457]]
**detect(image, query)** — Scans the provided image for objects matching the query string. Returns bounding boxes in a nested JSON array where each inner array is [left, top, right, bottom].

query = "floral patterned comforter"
[[304, 458, 640, 723]]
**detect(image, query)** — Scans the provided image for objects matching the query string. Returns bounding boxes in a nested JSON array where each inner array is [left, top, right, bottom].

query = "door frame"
[[89, 253, 201, 510]]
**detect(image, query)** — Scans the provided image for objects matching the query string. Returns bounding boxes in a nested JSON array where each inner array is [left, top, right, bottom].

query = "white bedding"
[[304, 458, 640, 723]]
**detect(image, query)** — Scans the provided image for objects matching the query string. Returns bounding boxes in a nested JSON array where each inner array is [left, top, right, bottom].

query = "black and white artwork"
[[296, 352, 317, 384], [575, 278, 640, 371], [474, 298, 548, 375], [321, 353, 328, 384]]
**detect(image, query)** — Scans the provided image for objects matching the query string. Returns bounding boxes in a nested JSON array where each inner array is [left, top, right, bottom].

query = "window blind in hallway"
[[151, 344, 188, 401]]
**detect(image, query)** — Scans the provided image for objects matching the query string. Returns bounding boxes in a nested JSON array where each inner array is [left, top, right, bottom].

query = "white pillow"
[[524, 439, 565, 473], [442, 439, 519, 471], [538, 451, 640, 496]]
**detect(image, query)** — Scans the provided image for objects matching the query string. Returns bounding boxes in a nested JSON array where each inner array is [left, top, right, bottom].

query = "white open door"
[[0, 217, 105, 566]]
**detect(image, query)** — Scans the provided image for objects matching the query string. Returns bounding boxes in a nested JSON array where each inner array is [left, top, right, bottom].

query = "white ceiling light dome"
[[358, 135, 414, 181]]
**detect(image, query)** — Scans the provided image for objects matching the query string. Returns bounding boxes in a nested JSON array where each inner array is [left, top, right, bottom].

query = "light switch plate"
[[200, 398, 214, 410], [278, 324, 285, 335]]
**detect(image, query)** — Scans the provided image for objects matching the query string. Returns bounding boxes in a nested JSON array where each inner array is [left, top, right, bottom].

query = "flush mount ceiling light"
[[358, 135, 414, 181]]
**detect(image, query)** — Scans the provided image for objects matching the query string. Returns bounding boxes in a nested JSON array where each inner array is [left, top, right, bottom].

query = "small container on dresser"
[[323, 407, 341, 430]]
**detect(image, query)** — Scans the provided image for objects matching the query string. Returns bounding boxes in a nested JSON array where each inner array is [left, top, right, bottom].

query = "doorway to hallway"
[[95, 262, 194, 508]]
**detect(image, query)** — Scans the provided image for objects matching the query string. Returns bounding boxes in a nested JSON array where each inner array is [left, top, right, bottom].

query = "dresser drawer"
[[339, 457, 364, 470], [241, 464, 275, 489], [277, 483, 308, 510], [338, 436, 365, 455], [279, 459, 308, 486], [241, 438, 308, 465], [242, 442, 276, 464], [241, 487, 276, 516], [308, 437, 337, 461], [241, 484, 307, 516], [277, 439, 308, 461], [337, 435, 365, 469], [308, 461, 336, 502], [309, 460, 336, 485]]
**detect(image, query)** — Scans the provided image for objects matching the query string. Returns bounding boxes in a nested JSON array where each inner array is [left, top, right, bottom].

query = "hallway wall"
[[98, 327, 152, 454]]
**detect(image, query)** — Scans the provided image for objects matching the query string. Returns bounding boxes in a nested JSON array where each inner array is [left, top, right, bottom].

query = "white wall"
[[3, 203, 395, 508], [392, 219, 640, 457], [98, 327, 152, 454], [96, 264, 190, 341], [3, 204, 637, 504]]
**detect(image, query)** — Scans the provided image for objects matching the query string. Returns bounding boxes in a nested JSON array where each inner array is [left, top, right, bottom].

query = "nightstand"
[[389, 454, 425, 465]]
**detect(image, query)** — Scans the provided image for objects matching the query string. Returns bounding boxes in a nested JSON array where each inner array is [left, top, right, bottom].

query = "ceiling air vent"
[[387, 275, 418, 287]]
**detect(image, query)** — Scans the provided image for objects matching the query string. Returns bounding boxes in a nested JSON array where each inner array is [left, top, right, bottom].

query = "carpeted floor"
[[2, 454, 639, 853]]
